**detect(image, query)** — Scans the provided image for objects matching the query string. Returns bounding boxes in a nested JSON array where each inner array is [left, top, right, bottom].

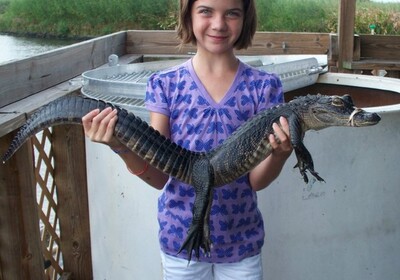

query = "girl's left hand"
[[268, 116, 293, 158]]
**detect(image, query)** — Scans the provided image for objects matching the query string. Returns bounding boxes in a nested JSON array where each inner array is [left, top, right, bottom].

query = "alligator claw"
[[309, 169, 325, 182], [294, 161, 325, 183], [178, 221, 212, 262], [178, 223, 202, 261], [294, 144, 325, 183]]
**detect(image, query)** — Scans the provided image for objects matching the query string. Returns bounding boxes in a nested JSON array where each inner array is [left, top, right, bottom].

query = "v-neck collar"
[[187, 58, 243, 107]]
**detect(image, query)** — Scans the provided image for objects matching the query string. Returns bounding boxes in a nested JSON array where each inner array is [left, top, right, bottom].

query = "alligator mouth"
[[348, 108, 363, 126], [348, 107, 381, 127]]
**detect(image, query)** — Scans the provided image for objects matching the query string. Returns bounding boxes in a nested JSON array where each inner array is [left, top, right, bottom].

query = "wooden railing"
[[350, 34, 400, 77], [126, 30, 400, 77], [0, 31, 128, 280], [334, 0, 400, 78]]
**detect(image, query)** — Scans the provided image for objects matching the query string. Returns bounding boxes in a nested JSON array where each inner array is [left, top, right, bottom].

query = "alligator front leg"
[[178, 158, 214, 262], [293, 142, 325, 183], [286, 114, 324, 183]]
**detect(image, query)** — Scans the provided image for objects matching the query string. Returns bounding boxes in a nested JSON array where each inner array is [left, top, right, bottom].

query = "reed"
[[0, 0, 176, 36], [0, 0, 398, 37], [257, 0, 338, 32]]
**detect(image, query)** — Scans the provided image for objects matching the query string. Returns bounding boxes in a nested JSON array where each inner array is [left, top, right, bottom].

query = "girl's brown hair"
[[177, 0, 257, 50]]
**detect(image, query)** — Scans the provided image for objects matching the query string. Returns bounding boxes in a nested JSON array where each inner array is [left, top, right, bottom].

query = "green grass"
[[0, 0, 177, 36], [257, 0, 338, 32], [0, 0, 399, 37]]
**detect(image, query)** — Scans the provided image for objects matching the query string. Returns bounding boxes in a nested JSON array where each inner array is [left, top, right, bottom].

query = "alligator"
[[1, 94, 381, 261]]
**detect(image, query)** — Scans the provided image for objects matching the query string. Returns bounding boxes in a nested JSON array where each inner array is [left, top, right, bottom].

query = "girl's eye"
[[226, 11, 241, 18], [199, 9, 211, 15]]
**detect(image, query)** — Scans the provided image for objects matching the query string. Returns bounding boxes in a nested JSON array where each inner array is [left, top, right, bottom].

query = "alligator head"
[[297, 94, 381, 131]]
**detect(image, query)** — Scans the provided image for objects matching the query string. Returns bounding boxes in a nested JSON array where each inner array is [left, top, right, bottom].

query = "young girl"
[[82, 0, 292, 279]]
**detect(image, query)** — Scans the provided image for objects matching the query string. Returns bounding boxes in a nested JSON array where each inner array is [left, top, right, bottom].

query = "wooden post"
[[337, 0, 357, 72], [0, 133, 45, 279], [52, 124, 93, 279]]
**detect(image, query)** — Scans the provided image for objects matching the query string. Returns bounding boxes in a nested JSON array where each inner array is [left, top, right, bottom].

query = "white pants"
[[160, 252, 263, 280]]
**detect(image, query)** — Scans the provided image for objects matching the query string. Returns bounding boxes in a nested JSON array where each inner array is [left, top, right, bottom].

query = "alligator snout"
[[349, 108, 381, 127]]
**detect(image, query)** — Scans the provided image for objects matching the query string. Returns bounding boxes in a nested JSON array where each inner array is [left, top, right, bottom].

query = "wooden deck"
[[0, 25, 399, 279]]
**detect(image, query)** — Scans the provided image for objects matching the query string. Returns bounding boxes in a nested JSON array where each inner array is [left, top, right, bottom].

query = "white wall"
[[259, 110, 400, 280], [87, 109, 400, 280], [86, 143, 162, 279]]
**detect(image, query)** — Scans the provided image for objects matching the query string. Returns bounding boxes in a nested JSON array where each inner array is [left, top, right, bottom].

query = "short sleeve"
[[145, 73, 171, 117], [257, 73, 284, 113]]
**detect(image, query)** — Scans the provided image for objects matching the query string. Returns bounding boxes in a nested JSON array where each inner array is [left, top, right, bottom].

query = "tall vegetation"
[[0, 0, 178, 36], [0, 0, 399, 38], [257, 0, 338, 32]]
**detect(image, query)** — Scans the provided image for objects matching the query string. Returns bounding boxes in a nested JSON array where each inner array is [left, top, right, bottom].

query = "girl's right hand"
[[82, 107, 121, 147]]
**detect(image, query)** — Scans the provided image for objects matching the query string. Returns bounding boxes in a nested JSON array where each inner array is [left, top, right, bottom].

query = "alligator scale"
[[1, 94, 381, 261]]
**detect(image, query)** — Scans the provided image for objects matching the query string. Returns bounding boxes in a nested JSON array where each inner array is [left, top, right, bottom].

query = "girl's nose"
[[211, 15, 227, 31]]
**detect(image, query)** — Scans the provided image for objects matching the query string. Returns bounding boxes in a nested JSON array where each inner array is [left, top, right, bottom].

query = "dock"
[[1, 2, 400, 278]]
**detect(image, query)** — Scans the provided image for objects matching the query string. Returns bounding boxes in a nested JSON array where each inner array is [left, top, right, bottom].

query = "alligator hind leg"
[[177, 158, 214, 262]]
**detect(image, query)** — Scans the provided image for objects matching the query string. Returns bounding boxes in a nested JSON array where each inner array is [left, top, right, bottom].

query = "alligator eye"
[[332, 98, 344, 107]]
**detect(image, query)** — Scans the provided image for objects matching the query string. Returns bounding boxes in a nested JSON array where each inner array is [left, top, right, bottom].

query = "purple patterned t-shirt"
[[145, 59, 283, 263]]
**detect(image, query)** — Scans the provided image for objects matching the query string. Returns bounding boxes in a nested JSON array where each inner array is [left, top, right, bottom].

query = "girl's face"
[[191, 0, 244, 55]]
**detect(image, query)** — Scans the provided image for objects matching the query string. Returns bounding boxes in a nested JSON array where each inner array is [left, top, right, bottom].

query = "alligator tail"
[[1, 95, 199, 184], [1, 95, 99, 163]]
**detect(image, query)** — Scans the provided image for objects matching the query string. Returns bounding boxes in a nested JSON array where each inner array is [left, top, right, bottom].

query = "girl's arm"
[[82, 108, 170, 190], [248, 117, 293, 191]]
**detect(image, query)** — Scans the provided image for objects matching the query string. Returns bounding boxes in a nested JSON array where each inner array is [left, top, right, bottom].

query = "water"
[[0, 34, 77, 64]]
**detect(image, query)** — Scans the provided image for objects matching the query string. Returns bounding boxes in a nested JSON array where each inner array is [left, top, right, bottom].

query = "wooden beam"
[[243, 32, 330, 55], [59, 272, 73, 280], [0, 133, 45, 279], [360, 35, 400, 59], [0, 53, 143, 139], [0, 31, 126, 108], [329, 34, 360, 62], [126, 30, 330, 56], [52, 124, 93, 279], [338, 0, 357, 72], [0, 81, 82, 139], [347, 59, 400, 70]]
